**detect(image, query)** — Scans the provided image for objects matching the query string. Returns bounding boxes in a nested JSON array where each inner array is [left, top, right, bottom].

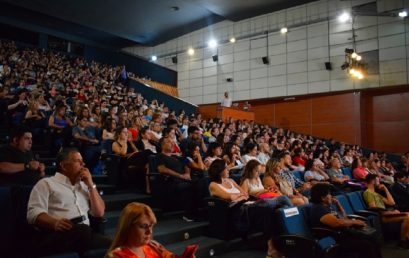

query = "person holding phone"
[[27, 148, 111, 257]]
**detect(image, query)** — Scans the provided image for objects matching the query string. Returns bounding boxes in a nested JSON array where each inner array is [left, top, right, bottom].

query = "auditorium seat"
[[276, 205, 338, 258], [0, 187, 16, 257], [341, 167, 352, 178]]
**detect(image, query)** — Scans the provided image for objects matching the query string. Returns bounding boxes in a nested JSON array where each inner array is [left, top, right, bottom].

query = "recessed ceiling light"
[[399, 10, 408, 17], [280, 27, 288, 34], [230, 37, 236, 43], [187, 48, 195, 56], [338, 12, 351, 23], [151, 55, 157, 61], [208, 39, 218, 48]]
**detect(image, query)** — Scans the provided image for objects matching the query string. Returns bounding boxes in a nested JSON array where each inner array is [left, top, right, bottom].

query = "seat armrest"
[[89, 214, 107, 235], [311, 227, 342, 240], [346, 214, 368, 221], [355, 210, 379, 217]]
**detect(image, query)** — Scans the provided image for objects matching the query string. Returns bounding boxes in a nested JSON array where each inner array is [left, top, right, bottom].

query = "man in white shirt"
[[221, 91, 232, 107], [27, 148, 111, 256]]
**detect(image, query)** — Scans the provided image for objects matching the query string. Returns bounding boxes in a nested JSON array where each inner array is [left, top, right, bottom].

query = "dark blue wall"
[[84, 46, 177, 87], [129, 80, 197, 115]]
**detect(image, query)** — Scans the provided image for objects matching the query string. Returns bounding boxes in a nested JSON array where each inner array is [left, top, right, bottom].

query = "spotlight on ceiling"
[[230, 37, 236, 43], [351, 52, 358, 59], [341, 62, 350, 70], [280, 27, 288, 34], [208, 39, 218, 48], [345, 48, 354, 54], [338, 12, 351, 23], [187, 48, 195, 56], [151, 55, 157, 61], [399, 10, 408, 17], [356, 55, 362, 61]]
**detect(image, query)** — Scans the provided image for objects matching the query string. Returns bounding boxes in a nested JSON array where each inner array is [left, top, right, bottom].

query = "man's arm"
[[80, 168, 105, 217], [0, 162, 25, 173]]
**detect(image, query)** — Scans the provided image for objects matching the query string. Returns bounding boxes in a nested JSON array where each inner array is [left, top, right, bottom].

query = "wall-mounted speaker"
[[226, 78, 233, 82], [325, 62, 332, 70], [212, 55, 218, 62], [262, 56, 269, 65], [172, 56, 177, 64]]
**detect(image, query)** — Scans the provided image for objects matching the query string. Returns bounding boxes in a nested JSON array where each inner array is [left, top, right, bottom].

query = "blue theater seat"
[[276, 205, 338, 258]]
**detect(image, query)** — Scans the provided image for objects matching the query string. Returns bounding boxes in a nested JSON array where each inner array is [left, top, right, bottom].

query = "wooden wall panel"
[[274, 100, 312, 128], [311, 94, 357, 123], [198, 104, 218, 120], [198, 87, 409, 153], [251, 103, 274, 125]]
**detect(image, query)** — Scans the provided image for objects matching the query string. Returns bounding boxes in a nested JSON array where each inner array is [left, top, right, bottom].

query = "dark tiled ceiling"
[[0, 0, 318, 48]]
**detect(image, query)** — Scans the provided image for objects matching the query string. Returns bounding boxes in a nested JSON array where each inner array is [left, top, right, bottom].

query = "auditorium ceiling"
[[0, 0, 317, 48]]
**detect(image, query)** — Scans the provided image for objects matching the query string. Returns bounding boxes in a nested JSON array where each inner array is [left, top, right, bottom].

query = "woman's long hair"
[[240, 159, 260, 185], [106, 202, 157, 256]]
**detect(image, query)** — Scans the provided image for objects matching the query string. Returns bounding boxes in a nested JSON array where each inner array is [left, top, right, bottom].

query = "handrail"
[[131, 77, 179, 97]]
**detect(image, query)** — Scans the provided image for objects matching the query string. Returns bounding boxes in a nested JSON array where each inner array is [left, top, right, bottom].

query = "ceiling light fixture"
[[151, 55, 157, 61], [280, 27, 288, 34], [208, 39, 218, 48], [230, 37, 236, 43], [187, 48, 195, 56], [338, 12, 351, 23], [399, 10, 408, 17]]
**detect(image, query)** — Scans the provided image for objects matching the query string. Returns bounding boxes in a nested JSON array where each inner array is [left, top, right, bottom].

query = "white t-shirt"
[[221, 97, 232, 107]]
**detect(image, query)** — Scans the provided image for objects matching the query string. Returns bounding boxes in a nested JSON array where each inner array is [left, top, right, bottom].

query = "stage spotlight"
[[341, 62, 350, 70], [280, 27, 288, 34], [349, 68, 356, 75], [230, 37, 236, 43], [338, 12, 351, 23], [351, 52, 358, 59], [151, 55, 157, 61], [345, 48, 354, 54], [356, 55, 362, 61], [187, 48, 195, 56], [399, 10, 408, 18], [208, 39, 218, 48]]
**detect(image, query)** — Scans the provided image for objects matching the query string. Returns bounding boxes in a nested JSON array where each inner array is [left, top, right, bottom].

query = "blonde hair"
[[107, 202, 157, 255], [265, 159, 280, 179]]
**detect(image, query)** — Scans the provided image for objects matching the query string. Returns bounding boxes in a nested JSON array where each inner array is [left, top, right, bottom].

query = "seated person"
[[183, 142, 206, 177], [156, 137, 208, 221], [72, 115, 101, 170], [135, 127, 157, 154], [48, 105, 73, 152], [240, 160, 292, 207], [0, 126, 45, 185], [292, 147, 306, 169], [263, 159, 308, 206], [309, 183, 381, 258], [107, 202, 191, 258], [391, 172, 409, 212], [327, 158, 350, 185], [303, 159, 330, 184], [27, 148, 111, 257], [204, 142, 222, 170], [208, 159, 282, 258], [162, 127, 182, 156], [112, 126, 138, 158], [223, 142, 244, 171], [102, 118, 117, 141], [278, 152, 311, 196], [257, 143, 271, 166], [242, 143, 266, 173], [363, 174, 409, 248], [352, 157, 368, 181]]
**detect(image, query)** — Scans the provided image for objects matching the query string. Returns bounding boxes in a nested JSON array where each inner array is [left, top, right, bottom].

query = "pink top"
[[353, 167, 368, 180]]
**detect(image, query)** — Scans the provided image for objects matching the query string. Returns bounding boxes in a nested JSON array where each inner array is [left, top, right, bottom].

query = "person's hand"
[[38, 163, 45, 176], [79, 168, 93, 188], [28, 160, 40, 170], [378, 184, 387, 192], [54, 218, 73, 232], [90, 139, 99, 144], [180, 173, 191, 181]]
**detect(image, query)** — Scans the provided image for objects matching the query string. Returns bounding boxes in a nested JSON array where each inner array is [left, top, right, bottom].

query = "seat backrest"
[[341, 167, 352, 178], [346, 191, 366, 212], [335, 195, 354, 215], [0, 187, 16, 256], [277, 206, 310, 237]]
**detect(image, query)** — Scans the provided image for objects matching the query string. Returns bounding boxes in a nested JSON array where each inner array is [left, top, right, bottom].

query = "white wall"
[[123, 0, 409, 105]]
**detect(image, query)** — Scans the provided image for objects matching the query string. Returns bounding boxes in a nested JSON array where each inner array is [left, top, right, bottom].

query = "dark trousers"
[[337, 236, 381, 258], [30, 224, 112, 257]]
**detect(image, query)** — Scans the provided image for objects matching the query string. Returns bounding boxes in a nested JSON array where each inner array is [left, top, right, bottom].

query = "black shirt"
[[0, 145, 41, 186], [156, 153, 184, 176], [309, 203, 340, 228]]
